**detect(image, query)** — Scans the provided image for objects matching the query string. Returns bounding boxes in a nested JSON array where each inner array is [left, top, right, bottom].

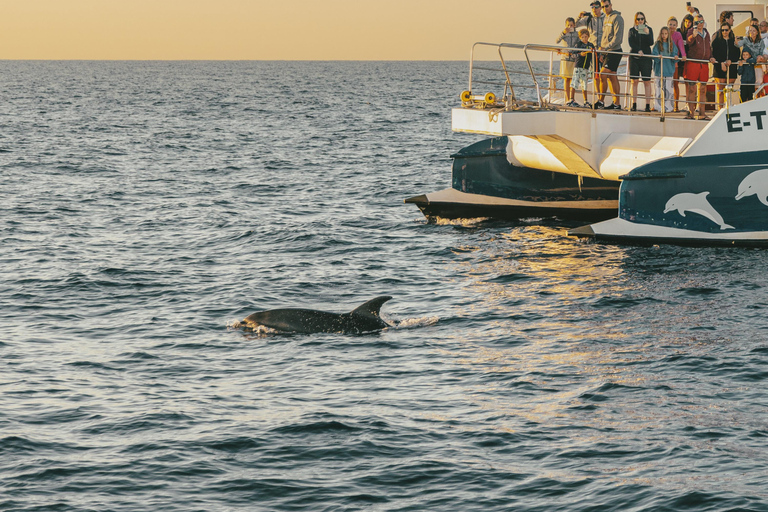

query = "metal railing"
[[465, 42, 750, 120]]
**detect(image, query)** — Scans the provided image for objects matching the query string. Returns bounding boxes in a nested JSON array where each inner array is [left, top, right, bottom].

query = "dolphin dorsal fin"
[[350, 296, 392, 318]]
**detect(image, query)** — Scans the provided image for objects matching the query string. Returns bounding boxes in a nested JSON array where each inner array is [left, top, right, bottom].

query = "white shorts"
[[573, 67, 589, 90]]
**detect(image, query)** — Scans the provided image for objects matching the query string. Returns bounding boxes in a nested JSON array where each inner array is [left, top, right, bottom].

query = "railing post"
[[660, 53, 665, 121], [548, 51, 555, 104]]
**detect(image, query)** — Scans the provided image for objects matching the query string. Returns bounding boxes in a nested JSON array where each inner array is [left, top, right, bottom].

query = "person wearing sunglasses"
[[737, 24, 766, 94], [684, 15, 711, 119], [576, 1, 606, 48], [711, 23, 739, 109], [595, 0, 625, 109], [628, 12, 654, 111]]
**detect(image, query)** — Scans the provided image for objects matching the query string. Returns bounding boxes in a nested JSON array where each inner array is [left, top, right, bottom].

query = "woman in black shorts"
[[711, 22, 740, 109], [628, 11, 654, 111]]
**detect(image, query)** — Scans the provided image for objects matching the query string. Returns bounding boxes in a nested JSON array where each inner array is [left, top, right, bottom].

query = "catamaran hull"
[[407, 136, 619, 222], [406, 188, 618, 222], [570, 149, 768, 246]]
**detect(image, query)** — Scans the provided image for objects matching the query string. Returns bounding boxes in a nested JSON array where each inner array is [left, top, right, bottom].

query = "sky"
[[0, 0, 734, 60]]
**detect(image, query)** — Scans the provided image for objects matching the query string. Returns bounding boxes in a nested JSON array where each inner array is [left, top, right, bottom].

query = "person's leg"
[[610, 73, 621, 105], [665, 77, 675, 111], [631, 79, 638, 108], [599, 68, 609, 103], [643, 78, 652, 109], [565, 78, 572, 102], [673, 67, 680, 110], [697, 82, 707, 117], [686, 81, 696, 114]]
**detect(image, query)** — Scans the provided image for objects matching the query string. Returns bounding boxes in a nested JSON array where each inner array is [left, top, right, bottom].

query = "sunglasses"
[[722, 28, 730, 32], [636, 17, 645, 21]]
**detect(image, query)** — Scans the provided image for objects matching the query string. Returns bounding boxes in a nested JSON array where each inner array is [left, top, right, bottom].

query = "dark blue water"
[[1, 61, 767, 511]]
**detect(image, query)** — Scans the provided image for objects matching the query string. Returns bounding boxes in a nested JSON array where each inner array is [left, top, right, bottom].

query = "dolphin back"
[[236, 296, 393, 334], [239, 308, 348, 333]]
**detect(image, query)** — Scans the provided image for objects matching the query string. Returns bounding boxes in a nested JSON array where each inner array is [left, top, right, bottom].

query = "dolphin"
[[234, 296, 392, 334], [663, 192, 734, 230], [735, 169, 768, 206]]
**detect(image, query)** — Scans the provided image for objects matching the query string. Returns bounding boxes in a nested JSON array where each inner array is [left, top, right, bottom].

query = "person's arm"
[[628, 27, 638, 53], [673, 32, 687, 58], [614, 15, 625, 48], [711, 39, 721, 63]]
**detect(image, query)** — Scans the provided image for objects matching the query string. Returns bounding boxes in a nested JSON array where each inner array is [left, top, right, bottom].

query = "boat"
[[569, 94, 768, 246], [406, 2, 768, 244]]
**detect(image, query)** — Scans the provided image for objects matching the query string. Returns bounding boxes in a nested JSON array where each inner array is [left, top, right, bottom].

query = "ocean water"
[[1, 60, 767, 512]]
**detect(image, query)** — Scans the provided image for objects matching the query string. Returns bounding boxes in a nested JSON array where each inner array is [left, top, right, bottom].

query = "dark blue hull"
[[407, 137, 620, 222]]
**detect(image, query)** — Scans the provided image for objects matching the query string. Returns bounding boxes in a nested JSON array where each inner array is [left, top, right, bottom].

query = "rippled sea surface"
[[2, 61, 767, 511]]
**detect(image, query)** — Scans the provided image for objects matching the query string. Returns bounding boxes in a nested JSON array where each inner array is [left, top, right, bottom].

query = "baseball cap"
[[590, 1, 600, 6]]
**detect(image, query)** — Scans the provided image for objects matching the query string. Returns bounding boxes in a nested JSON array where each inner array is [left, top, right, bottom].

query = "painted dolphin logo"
[[233, 296, 392, 334], [663, 192, 734, 230], [735, 169, 768, 206]]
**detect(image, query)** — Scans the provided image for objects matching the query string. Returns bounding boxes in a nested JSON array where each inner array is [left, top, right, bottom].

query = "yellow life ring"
[[484, 92, 496, 104], [460, 90, 472, 102]]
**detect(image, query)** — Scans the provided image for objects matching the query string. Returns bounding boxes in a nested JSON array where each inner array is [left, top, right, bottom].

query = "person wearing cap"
[[595, 0, 624, 110], [685, 14, 711, 119], [577, 1, 607, 107], [576, 2, 606, 49]]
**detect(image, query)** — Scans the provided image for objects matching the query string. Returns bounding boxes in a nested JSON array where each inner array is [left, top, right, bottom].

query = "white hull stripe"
[[425, 188, 617, 210], [586, 218, 768, 240]]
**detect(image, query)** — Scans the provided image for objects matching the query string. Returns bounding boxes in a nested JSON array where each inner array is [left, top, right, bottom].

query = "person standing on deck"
[[595, 0, 624, 109], [577, 1, 606, 49], [685, 14, 711, 119], [577, 1, 606, 105]]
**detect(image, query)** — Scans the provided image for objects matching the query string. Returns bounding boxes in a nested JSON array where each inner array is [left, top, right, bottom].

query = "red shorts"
[[684, 61, 708, 83]]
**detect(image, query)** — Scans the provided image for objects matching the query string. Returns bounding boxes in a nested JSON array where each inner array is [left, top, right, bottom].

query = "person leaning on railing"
[[684, 15, 711, 120], [737, 25, 766, 91], [711, 22, 739, 110]]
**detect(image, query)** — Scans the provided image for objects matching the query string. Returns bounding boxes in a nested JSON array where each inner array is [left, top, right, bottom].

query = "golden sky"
[[0, 0, 724, 60]]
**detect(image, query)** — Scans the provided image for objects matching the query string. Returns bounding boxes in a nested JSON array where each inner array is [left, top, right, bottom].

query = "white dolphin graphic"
[[663, 192, 735, 230], [735, 169, 768, 206]]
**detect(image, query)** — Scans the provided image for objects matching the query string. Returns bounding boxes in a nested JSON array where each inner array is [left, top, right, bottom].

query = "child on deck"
[[556, 17, 580, 105], [652, 26, 678, 112], [570, 28, 595, 107], [738, 50, 758, 103]]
